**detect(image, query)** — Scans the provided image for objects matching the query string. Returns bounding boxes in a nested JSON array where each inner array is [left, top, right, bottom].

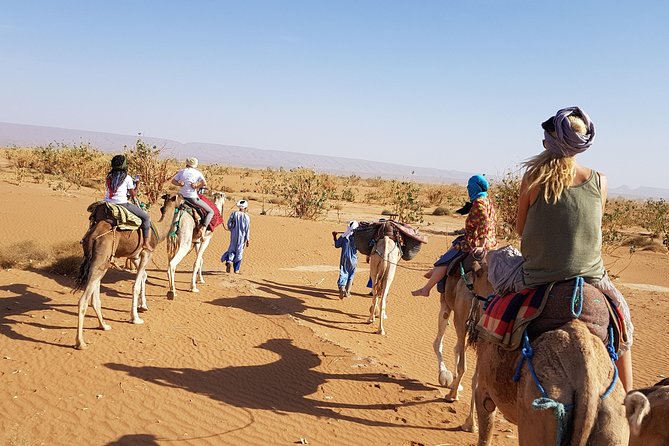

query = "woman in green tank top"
[[516, 106, 634, 392]]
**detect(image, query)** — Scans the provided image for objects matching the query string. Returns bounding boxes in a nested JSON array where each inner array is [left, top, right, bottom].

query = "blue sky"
[[1, 1, 667, 188]]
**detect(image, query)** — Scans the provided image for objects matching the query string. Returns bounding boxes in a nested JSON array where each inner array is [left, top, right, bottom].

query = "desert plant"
[[125, 139, 176, 206], [638, 198, 669, 245], [340, 187, 356, 202], [278, 168, 336, 219], [385, 180, 424, 224], [491, 171, 521, 240], [256, 167, 282, 213], [432, 206, 450, 216], [425, 186, 447, 206]]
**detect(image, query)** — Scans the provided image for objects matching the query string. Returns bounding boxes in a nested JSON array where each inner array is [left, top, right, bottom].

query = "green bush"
[[385, 180, 424, 224], [278, 168, 336, 219]]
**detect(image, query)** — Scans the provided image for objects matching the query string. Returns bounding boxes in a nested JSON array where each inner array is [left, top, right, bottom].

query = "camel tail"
[[567, 322, 602, 446], [74, 234, 96, 292]]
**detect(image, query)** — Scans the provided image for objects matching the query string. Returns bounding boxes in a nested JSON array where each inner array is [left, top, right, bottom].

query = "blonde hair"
[[525, 115, 586, 203]]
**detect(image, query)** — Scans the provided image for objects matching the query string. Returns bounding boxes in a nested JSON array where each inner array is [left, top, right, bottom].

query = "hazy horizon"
[[1, 1, 668, 189]]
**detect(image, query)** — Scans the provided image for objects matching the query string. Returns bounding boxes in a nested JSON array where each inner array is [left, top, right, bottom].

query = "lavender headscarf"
[[543, 106, 596, 157]]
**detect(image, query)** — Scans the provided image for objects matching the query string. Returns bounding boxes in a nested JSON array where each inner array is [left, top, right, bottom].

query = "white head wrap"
[[236, 199, 248, 209], [186, 157, 199, 168], [342, 220, 359, 238]]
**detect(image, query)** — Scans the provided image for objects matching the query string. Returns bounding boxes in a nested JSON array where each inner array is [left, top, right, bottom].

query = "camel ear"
[[170, 194, 177, 201], [625, 391, 650, 437], [161, 193, 168, 200]]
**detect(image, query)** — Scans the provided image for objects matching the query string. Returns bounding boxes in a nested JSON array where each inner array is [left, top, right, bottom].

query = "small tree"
[[386, 180, 424, 223], [125, 139, 175, 206], [638, 198, 669, 245], [256, 167, 281, 214], [278, 168, 336, 219], [491, 171, 521, 240]]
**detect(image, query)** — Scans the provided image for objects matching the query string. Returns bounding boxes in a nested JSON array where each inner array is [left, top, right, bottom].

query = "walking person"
[[221, 200, 251, 274], [333, 221, 359, 299]]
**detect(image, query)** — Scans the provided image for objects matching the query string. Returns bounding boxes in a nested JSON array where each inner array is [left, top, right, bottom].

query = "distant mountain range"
[[1, 121, 667, 199]]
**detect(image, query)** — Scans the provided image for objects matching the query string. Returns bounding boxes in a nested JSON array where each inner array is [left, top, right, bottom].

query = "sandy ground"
[[1, 180, 668, 446]]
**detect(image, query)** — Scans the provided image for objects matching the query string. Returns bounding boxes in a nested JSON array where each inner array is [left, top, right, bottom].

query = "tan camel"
[[166, 192, 225, 299], [74, 193, 178, 350], [367, 235, 401, 335], [625, 377, 669, 445], [434, 262, 491, 433], [468, 263, 628, 445]]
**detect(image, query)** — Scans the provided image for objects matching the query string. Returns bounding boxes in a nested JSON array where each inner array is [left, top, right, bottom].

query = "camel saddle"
[[354, 220, 427, 260], [87, 201, 142, 231], [477, 278, 625, 354], [178, 194, 223, 232]]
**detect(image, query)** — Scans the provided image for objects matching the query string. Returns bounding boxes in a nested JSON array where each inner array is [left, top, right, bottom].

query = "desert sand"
[[1, 178, 668, 446]]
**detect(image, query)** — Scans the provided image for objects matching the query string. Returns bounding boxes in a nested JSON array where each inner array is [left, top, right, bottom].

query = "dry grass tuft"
[[0, 240, 50, 269]]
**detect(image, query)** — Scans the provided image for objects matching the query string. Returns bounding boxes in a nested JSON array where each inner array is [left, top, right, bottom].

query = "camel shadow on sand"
[[209, 279, 372, 334], [106, 338, 444, 431]]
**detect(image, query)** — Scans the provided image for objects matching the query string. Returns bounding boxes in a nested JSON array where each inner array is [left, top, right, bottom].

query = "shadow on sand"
[[106, 338, 443, 432]]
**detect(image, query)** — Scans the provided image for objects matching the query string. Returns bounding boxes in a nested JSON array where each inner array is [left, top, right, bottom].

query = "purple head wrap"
[[542, 106, 595, 157]]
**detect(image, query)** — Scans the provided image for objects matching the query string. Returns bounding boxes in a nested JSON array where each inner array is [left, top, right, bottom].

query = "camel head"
[[467, 256, 494, 298], [158, 193, 179, 222], [211, 191, 226, 212], [625, 378, 669, 445]]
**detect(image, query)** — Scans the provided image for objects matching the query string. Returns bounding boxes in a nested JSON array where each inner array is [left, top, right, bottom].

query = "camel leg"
[[131, 253, 150, 324], [91, 283, 112, 331], [196, 236, 212, 285], [76, 277, 102, 350], [461, 367, 478, 433], [190, 239, 209, 292], [446, 319, 468, 402], [167, 243, 191, 299], [434, 295, 455, 388], [138, 254, 149, 311], [475, 387, 497, 446]]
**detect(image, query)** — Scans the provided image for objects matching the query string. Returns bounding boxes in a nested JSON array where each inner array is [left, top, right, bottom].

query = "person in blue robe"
[[333, 221, 358, 298], [221, 199, 251, 273]]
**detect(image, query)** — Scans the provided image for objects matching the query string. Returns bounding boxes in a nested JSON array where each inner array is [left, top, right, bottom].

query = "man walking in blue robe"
[[332, 221, 358, 299], [221, 199, 251, 274]]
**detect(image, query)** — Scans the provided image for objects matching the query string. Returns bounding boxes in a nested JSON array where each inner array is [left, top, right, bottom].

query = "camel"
[[74, 193, 178, 350], [367, 235, 401, 335], [625, 377, 669, 445], [166, 192, 225, 299], [434, 261, 491, 433], [467, 261, 629, 445]]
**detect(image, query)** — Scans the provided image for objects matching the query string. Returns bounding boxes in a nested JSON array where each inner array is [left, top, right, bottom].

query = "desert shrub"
[[125, 139, 176, 206], [491, 171, 521, 240], [425, 186, 446, 206], [256, 167, 282, 213], [365, 176, 385, 188], [385, 180, 424, 224], [5, 143, 108, 188], [602, 199, 637, 251], [637, 198, 669, 244], [0, 241, 50, 269], [278, 168, 336, 219], [381, 209, 395, 216], [432, 206, 450, 216], [347, 175, 361, 186], [48, 241, 83, 276], [365, 191, 382, 203], [340, 187, 356, 202]]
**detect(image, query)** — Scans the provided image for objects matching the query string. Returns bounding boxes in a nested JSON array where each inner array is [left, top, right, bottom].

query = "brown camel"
[[468, 260, 628, 445], [434, 261, 491, 433], [74, 193, 178, 350], [625, 377, 669, 445]]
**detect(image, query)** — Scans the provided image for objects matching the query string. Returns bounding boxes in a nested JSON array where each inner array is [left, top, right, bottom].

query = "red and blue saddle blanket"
[[477, 280, 625, 352], [182, 194, 223, 231]]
